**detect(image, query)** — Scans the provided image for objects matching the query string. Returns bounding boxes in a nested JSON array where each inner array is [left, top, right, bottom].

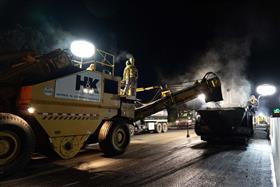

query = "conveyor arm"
[[0, 49, 77, 87], [134, 72, 223, 121]]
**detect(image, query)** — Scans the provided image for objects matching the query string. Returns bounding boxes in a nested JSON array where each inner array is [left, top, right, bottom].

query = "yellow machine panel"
[[25, 71, 121, 137]]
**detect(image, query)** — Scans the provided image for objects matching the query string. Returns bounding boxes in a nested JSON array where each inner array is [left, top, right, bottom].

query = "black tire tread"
[[0, 113, 35, 178], [98, 119, 130, 156], [162, 123, 168, 133], [155, 123, 162, 133]]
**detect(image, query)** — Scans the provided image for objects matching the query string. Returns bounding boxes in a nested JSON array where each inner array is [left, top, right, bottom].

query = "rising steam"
[[0, 23, 77, 54], [170, 38, 252, 108], [115, 51, 133, 63]]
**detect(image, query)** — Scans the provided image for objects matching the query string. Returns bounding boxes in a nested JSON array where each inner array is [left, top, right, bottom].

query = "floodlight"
[[70, 40, 96, 58]]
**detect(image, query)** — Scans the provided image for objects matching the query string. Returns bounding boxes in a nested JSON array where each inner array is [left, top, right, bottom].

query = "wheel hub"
[[0, 131, 20, 165], [0, 139, 10, 156], [114, 129, 126, 147], [117, 132, 123, 142]]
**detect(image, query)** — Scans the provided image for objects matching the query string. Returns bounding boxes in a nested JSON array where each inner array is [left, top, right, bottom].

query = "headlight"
[[27, 107, 35, 114]]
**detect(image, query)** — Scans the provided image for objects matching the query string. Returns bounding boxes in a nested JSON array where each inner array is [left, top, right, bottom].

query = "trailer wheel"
[[98, 119, 130, 156], [128, 124, 135, 136], [162, 123, 168, 133], [0, 113, 35, 177], [155, 123, 162, 133]]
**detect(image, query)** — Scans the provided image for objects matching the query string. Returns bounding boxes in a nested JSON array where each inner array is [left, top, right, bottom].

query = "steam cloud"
[[170, 38, 252, 108], [0, 23, 77, 54], [115, 51, 133, 63]]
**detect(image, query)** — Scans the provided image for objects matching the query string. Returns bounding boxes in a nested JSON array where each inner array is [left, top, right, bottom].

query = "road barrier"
[[270, 117, 280, 187]]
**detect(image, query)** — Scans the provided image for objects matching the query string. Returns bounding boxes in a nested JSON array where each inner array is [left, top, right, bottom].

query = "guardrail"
[[270, 117, 280, 186]]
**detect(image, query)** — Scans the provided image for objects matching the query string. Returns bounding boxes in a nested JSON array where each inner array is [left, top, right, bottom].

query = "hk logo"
[[76, 75, 99, 93]]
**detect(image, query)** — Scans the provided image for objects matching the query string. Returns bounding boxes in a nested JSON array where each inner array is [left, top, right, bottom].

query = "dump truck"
[[0, 49, 223, 177], [195, 106, 255, 143]]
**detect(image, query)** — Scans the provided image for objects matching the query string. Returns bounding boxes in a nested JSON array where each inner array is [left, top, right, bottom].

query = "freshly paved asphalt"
[[0, 129, 273, 187]]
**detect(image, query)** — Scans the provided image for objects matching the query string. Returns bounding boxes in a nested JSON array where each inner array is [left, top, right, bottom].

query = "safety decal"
[[37, 112, 99, 120]]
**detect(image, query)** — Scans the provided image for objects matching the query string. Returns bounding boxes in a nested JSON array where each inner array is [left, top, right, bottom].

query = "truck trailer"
[[133, 110, 169, 134], [195, 107, 255, 143]]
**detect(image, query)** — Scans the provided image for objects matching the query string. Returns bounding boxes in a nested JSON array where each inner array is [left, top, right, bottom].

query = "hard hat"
[[126, 60, 131, 66], [87, 64, 96, 71], [129, 57, 135, 65], [250, 95, 257, 100]]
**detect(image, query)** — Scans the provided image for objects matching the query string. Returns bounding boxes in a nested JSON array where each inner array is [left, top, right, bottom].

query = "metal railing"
[[71, 49, 115, 76]]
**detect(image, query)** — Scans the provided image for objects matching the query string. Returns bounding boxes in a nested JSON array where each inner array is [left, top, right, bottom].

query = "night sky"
[[0, 0, 280, 113]]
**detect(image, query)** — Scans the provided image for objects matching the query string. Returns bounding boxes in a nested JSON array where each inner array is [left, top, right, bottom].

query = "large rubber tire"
[[162, 123, 168, 133], [0, 113, 35, 177], [154, 123, 162, 133], [98, 119, 130, 156]]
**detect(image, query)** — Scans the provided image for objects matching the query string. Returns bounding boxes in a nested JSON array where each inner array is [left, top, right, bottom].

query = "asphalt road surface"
[[0, 129, 273, 187]]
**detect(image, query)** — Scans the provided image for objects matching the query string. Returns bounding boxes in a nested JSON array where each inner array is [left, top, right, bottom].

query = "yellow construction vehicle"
[[0, 48, 223, 177]]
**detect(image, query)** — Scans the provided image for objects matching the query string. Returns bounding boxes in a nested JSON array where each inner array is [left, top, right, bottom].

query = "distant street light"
[[256, 84, 276, 99], [254, 84, 276, 126]]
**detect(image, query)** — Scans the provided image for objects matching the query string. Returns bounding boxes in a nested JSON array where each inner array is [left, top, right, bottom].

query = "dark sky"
[[0, 0, 280, 112]]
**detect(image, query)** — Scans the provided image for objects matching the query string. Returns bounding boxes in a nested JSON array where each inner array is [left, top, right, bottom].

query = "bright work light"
[[70, 40, 96, 58], [197, 94, 206, 101], [256, 84, 276, 96]]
